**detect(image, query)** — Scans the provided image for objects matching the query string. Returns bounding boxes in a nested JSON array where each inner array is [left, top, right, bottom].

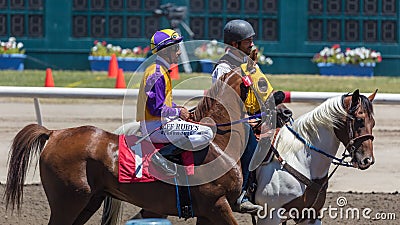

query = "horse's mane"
[[276, 95, 347, 155], [192, 70, 240, 121]]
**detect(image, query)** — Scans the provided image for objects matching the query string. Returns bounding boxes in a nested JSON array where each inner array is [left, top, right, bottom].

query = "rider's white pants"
[[140, 118, 214, 148]]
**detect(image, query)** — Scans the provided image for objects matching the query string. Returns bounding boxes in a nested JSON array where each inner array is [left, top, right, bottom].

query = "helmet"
[[223, 20, 255, 44], [150, 29, 183, 54]]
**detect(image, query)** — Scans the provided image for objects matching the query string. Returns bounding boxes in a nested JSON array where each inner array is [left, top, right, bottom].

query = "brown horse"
[[5, 67, 268, 225]]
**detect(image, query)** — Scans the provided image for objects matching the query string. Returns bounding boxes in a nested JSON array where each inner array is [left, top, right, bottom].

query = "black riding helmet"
[[223, 19, 255, 44]]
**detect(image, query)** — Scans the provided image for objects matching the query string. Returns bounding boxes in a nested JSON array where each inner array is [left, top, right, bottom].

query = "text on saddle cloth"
[[118, 135, 194, 183]]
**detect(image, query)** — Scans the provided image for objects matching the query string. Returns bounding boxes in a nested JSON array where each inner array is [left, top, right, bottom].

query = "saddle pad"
[[118, 135, 194, 183]]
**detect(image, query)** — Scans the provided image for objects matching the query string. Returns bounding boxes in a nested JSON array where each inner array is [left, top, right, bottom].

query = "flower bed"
[[313, 44, 381, 77], [194, 40, 273, 73], [0, 37, 26, 70], [89, 40, 149, 72]]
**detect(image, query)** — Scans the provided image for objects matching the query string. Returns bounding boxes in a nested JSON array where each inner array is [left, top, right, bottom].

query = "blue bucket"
[[125, 218, 172, 225]]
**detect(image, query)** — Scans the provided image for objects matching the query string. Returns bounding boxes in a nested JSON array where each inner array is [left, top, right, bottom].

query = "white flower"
[[17, 42, 23, 49], [211, 39, 218, 46], [265, 57, 273, 65], [8, 37, 16, 43], [133, 47, 140, 54], [121, 49, 128, 55], [106, 44, 112, 49]]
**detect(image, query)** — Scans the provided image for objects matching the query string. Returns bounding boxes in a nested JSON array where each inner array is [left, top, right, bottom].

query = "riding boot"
[[233, 190, 264, 214], [150, 137, 193, 176]]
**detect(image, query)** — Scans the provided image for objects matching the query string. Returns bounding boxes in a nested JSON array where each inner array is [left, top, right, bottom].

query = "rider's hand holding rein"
[[177, 107, 190, 120]]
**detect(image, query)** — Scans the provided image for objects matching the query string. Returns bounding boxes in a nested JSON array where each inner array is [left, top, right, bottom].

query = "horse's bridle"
[[343, 95, 374, 159]]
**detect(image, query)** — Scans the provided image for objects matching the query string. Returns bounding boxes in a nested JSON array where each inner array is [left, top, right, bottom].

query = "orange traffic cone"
[[115, 68, 126, 88], [45, 68, 55, 87], [170, 63, 179, 80], [108, 53, 118, 78]]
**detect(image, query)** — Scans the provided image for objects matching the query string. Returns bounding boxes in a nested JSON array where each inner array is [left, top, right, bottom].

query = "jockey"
[[137, 29, 214, 176], [211, 19, 276, 214]]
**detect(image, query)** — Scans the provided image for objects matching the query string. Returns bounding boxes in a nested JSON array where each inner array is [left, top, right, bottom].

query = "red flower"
[[332, 44, 340, 49], [102, 41, 107, 46], [377, 55, 382, 62], [143, 46, 150, 53]]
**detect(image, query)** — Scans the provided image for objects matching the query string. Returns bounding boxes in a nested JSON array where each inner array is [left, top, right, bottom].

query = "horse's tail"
[[101, 197, 123, 225], [4, 123, 52, 212]]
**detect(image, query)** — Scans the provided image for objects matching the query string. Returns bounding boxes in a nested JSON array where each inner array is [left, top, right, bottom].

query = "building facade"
[[0, 0, 398, 76]]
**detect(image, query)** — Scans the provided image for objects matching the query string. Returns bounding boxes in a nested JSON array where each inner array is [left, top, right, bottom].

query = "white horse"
[[255, 90, 377, 225]]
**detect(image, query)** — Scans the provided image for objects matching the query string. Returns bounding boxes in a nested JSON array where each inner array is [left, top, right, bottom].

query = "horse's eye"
[[355, 118, 365, 129], [257, 78, 268, 93]]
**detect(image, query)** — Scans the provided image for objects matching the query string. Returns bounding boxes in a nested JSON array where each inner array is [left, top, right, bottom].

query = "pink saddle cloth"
[[118, 134, 194, 183]]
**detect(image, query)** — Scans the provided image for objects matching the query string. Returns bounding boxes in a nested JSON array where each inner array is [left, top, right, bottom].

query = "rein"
[[285, 125, 353, 167], [188, 112, 265, 127]]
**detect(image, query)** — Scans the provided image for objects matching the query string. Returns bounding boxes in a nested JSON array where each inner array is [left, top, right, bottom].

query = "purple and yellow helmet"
[[150, 29, 183, 54]]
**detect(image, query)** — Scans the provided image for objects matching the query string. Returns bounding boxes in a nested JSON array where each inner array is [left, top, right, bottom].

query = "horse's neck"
[[278, 122, 341, 180], [193, 76, 242, 124], [306, 125, 341, 178]]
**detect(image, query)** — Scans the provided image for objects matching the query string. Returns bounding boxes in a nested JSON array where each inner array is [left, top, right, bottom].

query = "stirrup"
[[151, 152, 177, 176]]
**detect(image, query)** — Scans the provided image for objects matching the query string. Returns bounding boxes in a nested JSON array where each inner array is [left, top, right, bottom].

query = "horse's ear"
[[351, 89, 360, 109], [368, 89, 378, 102]]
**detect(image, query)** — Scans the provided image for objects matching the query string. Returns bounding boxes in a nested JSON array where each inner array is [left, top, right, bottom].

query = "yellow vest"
[[136, 63, 173, 121], [240, 63, 274, 114]]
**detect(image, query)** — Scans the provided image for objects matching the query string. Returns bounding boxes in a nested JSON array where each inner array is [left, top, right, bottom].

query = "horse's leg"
[[196, 217, 213, 225], [101, 197, 123, 225], [73, 195, 105, 225], [41, 165, 94, 225], [204, 196, 238, 225]]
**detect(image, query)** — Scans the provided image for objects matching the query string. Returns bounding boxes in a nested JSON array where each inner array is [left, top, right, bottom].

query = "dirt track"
[[0, 99, 399, 224], [0, 184, 398, 225]]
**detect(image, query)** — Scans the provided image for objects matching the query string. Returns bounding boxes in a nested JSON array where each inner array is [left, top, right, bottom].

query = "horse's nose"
[[362, 157, 375, 166]]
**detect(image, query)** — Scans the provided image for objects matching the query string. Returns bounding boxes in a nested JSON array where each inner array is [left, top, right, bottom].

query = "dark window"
[[363, 20, 377, 42], [245, 0, 258, 13], [208, 0, 222, 12], [263, 0, 278, 13], [327, 20, 341, 41], [345, 0, 359, 15], [208, 18, 223, 39], [308, 19, 323, 41], [11, 15, 25, 37], [345, 20, 359, 42], [109, 16, 123, 37], [28, 14, 43, 37], [308, 0, 323, 14], [190, 0, 204, 12], [226, 0, 240, 12], [363, 0, 377, 15], [91, 16, 105, 37], [73, 0, 87, 10], [0, 14, 7, 36], [127, 16, 141, 38], [381, 20, 397, 42], [327, 0, 341, 14], [127, 0, 140, 10], [190, 17, 205, 39], [72, 15, 87, 37], [263, 19, 277, 41]]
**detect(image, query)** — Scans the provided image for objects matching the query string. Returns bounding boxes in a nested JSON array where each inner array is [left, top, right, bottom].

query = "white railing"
[[1, 86, 400, 124]]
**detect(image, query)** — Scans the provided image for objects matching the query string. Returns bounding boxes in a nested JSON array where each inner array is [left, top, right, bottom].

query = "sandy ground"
[[0, 98, 399, 224]]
